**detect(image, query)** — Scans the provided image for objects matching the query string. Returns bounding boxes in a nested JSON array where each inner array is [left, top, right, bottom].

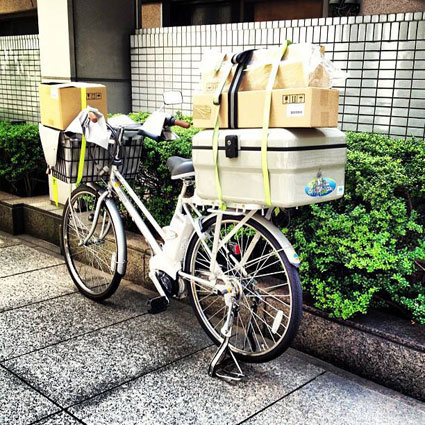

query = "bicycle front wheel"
[[62, 185, 123, 300], [185, 213, 302, 363]]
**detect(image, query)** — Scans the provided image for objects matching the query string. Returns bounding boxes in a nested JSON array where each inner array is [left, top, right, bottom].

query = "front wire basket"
[[51, 130, 143, 184]]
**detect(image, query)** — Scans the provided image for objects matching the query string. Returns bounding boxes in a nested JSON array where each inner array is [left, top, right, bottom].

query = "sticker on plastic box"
[[305, 176, 336, 197], [337, 185, 344, 195]]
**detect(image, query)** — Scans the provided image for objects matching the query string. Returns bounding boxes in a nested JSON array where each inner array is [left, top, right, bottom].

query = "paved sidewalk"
[[0, 231, 424, 425]]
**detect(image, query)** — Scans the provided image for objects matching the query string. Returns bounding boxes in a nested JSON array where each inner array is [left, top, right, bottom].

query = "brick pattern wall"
[[0, 35, 41, 123], [131, 12, 425, 139]]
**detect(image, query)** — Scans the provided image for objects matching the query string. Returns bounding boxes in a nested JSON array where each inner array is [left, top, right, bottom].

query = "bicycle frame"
[[62, 101, 305, 381], [82, 163, 261, 301], [80, 152, 300, 304]]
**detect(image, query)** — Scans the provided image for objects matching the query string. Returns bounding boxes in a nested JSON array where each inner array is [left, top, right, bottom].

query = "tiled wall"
[[131, 12, 425, 138], [0, 35, 41, 123]]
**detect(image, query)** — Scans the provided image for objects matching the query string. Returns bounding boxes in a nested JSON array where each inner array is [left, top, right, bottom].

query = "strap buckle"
[[213, 94, 221, 106]]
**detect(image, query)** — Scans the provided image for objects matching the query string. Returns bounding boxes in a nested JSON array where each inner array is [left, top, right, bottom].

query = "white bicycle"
[[61, 97, 303, 380]]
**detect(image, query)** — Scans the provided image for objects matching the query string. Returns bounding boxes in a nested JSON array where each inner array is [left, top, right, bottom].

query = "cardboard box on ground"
[[39, 82, 108, 130], [193, 44, 340, 129]]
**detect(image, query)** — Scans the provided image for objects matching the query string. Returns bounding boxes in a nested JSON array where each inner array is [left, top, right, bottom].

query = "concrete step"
[[0, 193, 153, 289]]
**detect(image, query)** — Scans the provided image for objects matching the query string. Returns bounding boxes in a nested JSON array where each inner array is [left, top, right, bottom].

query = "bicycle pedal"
[[147, 296, 169, 314]]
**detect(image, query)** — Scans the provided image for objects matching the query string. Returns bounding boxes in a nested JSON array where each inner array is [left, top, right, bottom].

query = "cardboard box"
[[240, 62, 330, 91], [193, 88, 339, 129], [201, 61, 330, 93], [200, 44, 330, 93], [39, 82, 107, 130]]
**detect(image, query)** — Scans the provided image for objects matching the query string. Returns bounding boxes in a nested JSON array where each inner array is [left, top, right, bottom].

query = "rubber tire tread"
[[61, 184, 122, 301]]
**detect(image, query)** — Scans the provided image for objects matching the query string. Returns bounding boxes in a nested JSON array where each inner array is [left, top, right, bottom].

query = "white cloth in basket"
[[65, 106, 111, 150]]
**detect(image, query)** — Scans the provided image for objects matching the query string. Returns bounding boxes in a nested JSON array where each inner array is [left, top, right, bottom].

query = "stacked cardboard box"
[[39, 82, 108, 130], [193, 88, 339, 129], [193, 44, 339, 129], [191, 43, 346, 208], [39, 82, 108, 205]]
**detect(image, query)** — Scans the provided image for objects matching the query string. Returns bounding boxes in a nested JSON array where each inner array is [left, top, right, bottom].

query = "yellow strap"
[[261, 41, 290, 206], [213, 59, 232, 105], [212, 61, 233, 210], [212, 110, 225, 210], [76, 87, 87, 185], [52, 176, 59, 207], [214, 52, 227, 72]]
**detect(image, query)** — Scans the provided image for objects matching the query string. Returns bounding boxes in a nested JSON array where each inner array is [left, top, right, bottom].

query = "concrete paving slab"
[[0, 265, 75, 312], [0, 367, 59, 425], [35, 411, 82, 425], [68, 347, 323, 425], [288, 348, 425, 412], [17, 234, 62, 256], [0, 284, 149, 361], [0, 230, 21, 248], [4, 305, 211, 407], [1, 232, 424, 424], [0, 191, 20, 201], [0, 244, 64, 278], [243, 372, 425, 425]]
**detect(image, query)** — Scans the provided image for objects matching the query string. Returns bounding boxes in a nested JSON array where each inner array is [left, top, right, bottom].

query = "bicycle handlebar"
[[136, 128, 162, 141], [136, 116, 191, 141], [88, 111, 98, 123], [107, 115, 190, 143], [165, 116, 191, 129], [175, 119, 190, 128]]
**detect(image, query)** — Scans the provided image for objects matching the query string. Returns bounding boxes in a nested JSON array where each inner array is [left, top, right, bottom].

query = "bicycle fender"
[[104, 197, 127, 276], [192, 212, 300, 268], [253, 214, 300, 267]]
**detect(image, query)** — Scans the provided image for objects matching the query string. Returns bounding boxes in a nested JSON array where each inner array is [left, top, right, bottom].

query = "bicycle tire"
[[184, 213, 303, 363], [62, 184, 124, 301]]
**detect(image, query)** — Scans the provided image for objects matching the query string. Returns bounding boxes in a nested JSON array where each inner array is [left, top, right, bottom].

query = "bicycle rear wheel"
[[185, 213, 302, 363], [62, 185, 124, 300]]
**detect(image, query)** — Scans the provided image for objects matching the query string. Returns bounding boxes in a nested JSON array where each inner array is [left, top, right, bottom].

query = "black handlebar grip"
[[137, 129, 161, 141]]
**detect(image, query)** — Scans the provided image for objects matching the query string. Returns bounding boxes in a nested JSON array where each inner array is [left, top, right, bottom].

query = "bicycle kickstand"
[[208, 297, 244, 382]]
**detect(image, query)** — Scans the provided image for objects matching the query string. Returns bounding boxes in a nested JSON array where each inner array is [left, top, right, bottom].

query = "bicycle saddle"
[[166, 156, 195, 180]]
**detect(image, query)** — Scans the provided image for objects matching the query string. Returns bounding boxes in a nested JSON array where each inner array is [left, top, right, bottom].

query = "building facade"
[[0, 0, 424, 139], [131, 11, 425, 139], [140, 0, 425, 28]]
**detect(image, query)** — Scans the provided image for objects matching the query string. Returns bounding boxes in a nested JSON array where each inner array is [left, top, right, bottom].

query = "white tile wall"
[[131, 12, 425, 138], [0, 35, 41, 123]]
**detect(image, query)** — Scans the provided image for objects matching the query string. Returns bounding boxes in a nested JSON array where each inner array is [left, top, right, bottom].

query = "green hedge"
[[0, 122, 46, 196], [129, 111, 199, 226], [129, 113, 425, 324], [3, 116, 423, 323], [285, 133, 425, 324]]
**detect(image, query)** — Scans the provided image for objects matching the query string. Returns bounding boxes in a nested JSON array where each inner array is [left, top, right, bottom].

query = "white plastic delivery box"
[[192, 127, 346, 208]]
